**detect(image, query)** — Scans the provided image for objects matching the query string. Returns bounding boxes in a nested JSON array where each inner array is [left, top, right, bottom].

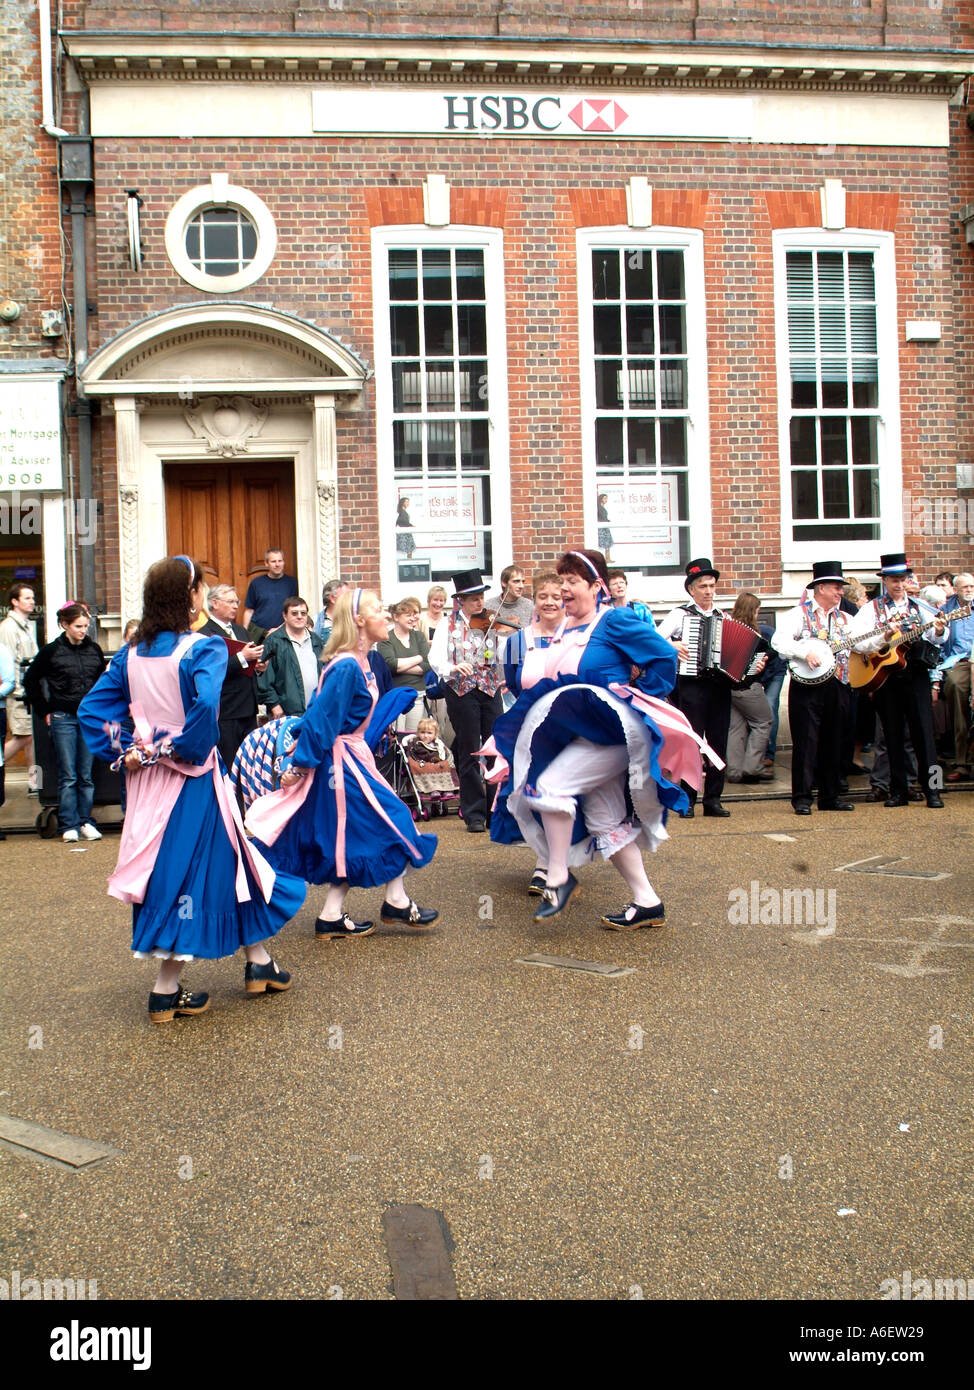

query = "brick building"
[[4, 2, 974, 642]]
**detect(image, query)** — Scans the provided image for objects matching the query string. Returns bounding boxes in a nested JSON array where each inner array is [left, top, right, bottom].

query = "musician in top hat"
[[658, 558, 765, 817], [771, 561, 855, 815], [848, 553, 947, 808], [429, 568, 504, 832]]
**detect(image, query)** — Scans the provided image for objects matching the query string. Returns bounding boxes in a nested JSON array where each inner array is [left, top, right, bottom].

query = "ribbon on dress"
[[608, 683, 723, 786]]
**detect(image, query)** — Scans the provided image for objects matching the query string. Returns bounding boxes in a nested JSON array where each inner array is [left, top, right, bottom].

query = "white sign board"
[[397, 485, 485, 570], [313, 89, 753, 141], [0, 380, 63, 492], [600, 478, 681, 566]]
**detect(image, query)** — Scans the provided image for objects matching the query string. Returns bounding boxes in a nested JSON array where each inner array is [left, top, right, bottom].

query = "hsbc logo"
[[567, 99, 629, 133], [443, 94, 629, 135]]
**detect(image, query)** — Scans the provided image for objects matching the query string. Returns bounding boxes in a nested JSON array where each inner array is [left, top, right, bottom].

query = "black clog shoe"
[[244, 958, 292, 994], [380, 899, 439, 928], [533, 873, 579, 921], [315, 915, 376, 940], [528, 872, 547, 897], [601, 901, 666, 931], [148, 986, 210, 1024]]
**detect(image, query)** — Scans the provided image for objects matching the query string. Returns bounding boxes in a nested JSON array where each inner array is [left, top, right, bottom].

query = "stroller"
[[396, 729, 461, 822]]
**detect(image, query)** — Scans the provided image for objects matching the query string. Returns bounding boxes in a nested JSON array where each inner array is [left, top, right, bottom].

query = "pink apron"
[[244, 652, 423, 878], [108, 632, 276, 906]]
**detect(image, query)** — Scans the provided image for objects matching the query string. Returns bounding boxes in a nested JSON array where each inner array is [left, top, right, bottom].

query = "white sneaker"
[[62, 829, 79, 843], [79, 823, 102, 841]]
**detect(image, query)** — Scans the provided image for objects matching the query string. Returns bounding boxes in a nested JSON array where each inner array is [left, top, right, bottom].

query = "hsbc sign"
[[311, 89, 754, 140]]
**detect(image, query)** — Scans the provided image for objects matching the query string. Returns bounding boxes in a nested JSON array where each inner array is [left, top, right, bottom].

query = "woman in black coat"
[[24, 603, 106, 842]]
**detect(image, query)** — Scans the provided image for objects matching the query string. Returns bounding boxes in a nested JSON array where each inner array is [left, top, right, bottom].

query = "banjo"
[[789, 602, 972, 686]]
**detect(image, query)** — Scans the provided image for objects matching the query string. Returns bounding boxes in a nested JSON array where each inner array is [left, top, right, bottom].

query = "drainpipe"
[[38, 0, 68, 137], [59, 119, 96, 612]]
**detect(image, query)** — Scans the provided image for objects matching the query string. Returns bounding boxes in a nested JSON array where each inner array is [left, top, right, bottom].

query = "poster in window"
[[598, 479, 679, 566], [396, 485, 485, 570]]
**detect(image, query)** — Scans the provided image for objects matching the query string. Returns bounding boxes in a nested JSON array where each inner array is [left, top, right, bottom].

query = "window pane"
[[202, 221, 238, 263], [853, 468, 879, 518], [626, 304, 655, 353], [852, 363, 878, 408], [658, 305, 686, 355], [424, 305, 453, 355], [789, 416, 817, 467], [185, 222, 200, 261], [422, 249, 452, 301], [851, 416, 878, 466], [427, 420, 456, 470], [823, 471, 850, 519], [659, 418, 686, 468], [821, 378, 849, 408], [596, 418, 624, 471], [596, 359, 624, 409], [627, 418, 656, 470], [792, 471, 819, 519], [460, 361, 488, 411], [392, 362, 422, 412], [457, 304, 487, 355], [625, 359, 655, 408], [592, 250, 620, 300], [455, 249, 485, 301], [786, 252, 814, 299], [656, 250, 684, 301], [624, 248, 654, 300], [594, 306, 622, 355], [204, 259, 239, 278], [817, 252, 845, 298], [393, 420, 422, 472], [792, 379, 817, 408], [848, 252, 875, 300], [390, 305, 420, 357], [425, 366, 456, 411], [389, 250, 418, 301], [240, 221, 258, 260], [460, 419, 490, 472], [820, 418, 848, 467], [659, 361, 687, 409]]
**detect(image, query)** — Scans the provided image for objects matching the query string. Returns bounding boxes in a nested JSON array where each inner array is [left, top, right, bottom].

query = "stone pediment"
[[80, 302, 369, 399]]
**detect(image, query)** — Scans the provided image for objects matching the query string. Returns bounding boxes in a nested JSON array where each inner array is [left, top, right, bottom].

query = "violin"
[[469, 610, 521, 636]]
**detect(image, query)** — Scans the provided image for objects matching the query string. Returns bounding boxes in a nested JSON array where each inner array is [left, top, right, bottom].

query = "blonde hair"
[[323, 589, 376, 659], [417, 715, 440, 739], [731, 591, 762, 631]]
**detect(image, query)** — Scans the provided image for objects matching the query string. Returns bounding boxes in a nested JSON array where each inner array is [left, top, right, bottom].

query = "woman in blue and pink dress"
[[78, 556, 305, 1023], [245, 588, 438, 938], [486, 549, 710, 929]]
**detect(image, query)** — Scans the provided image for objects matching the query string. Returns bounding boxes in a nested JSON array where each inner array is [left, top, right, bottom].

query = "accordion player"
[[677, 612, 765, 682]]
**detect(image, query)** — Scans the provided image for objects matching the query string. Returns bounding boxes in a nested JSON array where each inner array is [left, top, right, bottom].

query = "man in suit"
[[201, 584, 264, 772]]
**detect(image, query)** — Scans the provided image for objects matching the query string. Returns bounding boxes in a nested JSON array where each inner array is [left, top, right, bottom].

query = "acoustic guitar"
[[848, 603, 971, 694]]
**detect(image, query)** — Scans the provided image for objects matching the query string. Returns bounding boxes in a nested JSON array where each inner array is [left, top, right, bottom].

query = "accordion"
[[678, 612, 763, 682]]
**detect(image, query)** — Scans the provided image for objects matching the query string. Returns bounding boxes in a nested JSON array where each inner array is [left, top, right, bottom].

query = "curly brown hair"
[[133, 557, 202, 647]]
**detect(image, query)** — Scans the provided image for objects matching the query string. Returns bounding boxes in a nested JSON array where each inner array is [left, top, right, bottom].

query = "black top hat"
[[451, 568, 489, 596], [684, 557, 720, 591], [808, 560, 845, 587], [877, 552, 913, 577]]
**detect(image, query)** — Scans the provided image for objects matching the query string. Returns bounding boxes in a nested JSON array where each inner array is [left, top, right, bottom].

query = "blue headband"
[[568, 551, 609, 595], [352, 587, 363, 617], [172, 555, 194, 584]]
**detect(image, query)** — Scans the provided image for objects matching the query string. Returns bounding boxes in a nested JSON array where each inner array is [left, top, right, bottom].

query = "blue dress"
[[251, 657, 436, 888], [78, 633, 306, 959], [490, 606, 687, 861]]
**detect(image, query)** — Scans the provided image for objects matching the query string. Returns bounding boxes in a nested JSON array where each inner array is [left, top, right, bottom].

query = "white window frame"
[[774, 227, 902, 572], [165, 176, 277, 293], [577, 226, 712, 604], [371, 225, 511, 601]]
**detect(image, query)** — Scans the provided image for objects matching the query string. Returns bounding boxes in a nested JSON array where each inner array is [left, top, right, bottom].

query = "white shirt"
[[288, 631, 319, 705], [849, 593, 947, 656], [771, 601, 850, 662]]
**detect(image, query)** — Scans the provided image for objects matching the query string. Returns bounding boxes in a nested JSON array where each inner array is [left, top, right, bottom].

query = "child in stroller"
[[401, 716, 460, 819]]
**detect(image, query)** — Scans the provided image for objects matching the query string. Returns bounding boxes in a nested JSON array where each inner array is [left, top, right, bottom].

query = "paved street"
[[1, 788, 971, 1301]]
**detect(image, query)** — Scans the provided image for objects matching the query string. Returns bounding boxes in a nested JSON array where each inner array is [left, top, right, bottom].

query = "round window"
[[165, 177, 277, 293]]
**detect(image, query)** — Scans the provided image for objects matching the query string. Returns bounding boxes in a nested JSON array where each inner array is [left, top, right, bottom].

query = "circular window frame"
[[165, 178, 277, 293]]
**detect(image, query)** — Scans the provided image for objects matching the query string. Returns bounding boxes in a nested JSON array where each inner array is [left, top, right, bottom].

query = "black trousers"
[[872, 662, 939, 799], [218, 715, 258, 775], [675, 675, 731, 808], [789, 676, 851, 808], [444, 686, 503, 824]]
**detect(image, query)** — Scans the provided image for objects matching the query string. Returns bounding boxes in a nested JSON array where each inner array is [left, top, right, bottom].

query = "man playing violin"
[[771, 561, 855, 816], [429, 568, 505, 833], [849, 553, 947, 808]]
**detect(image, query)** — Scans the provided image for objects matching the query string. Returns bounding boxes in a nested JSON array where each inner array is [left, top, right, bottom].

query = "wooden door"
[[163, 460, 297, 598]]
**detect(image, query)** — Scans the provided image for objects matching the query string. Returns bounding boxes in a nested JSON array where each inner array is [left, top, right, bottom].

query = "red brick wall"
[[0, 4, 66, 366], [88, 134, 965, 591], [63, 0, 974, 47]]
